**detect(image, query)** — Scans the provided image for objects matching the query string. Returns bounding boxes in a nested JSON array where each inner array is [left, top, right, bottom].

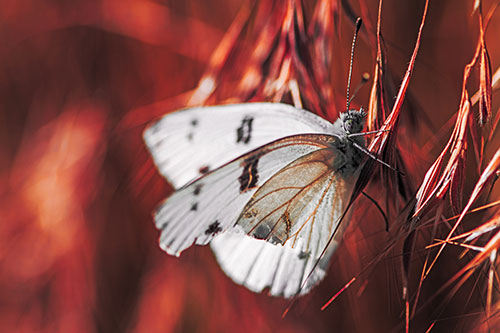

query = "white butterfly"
[[144, 102, 367, 298]]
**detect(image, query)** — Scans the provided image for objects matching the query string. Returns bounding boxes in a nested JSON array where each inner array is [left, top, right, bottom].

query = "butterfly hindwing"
[[143, 103, 336, 188], [238, 148, 340, 242], [208, 144, 361, 297], [210, 231, 338, 298], [155, 134, 336, 256]]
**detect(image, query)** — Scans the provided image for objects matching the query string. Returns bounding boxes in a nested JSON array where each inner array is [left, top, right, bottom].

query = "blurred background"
[[1, 0, 500, 332]]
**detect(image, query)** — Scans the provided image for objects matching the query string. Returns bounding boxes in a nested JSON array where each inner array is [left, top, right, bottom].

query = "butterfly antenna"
[[346, 18, 363, 112]]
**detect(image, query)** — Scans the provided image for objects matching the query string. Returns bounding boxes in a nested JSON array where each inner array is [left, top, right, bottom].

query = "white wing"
[[155, 134, 336, 257], [143, 102, 336, 188], [210, 147, 361, 297], [210, 232, 338, 298]]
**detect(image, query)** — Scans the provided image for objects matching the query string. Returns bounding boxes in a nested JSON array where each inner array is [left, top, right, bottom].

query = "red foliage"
[[2, 0, 500, 332]]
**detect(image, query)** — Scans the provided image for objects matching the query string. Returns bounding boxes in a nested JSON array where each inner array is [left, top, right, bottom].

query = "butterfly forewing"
[[154, 134, 336, 256], [143, 103, 337, 188]]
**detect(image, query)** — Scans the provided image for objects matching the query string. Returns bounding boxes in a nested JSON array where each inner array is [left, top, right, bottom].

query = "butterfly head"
[[338, 107, 367, 136]]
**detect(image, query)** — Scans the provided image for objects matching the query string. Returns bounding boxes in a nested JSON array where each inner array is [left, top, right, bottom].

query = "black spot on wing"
[[186, 119, 198, 141], [149, 121, 161, 134], [298, 251, 310, 260], [199, 165, 209, 174], [253, 224, 270, 239], [190, 202, 198, 211], [236, 116, 254, 144], [194, 184, 203, 196], [283, 211, 292, 239], [270, 236, 283, 245], [158, 220, 169, 230], [205, 221, 222, 235], [238, 154, 261, 193]]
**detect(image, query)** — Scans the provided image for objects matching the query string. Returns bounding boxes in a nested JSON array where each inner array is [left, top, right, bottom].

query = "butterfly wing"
[[210, 146, 361, 297], [154, 134, 336, 257], [143, 103, 336, 188], [210, 232, 338, 298]]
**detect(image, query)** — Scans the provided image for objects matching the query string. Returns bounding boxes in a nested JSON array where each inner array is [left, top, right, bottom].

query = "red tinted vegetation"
[[2, 0, 500, 332]]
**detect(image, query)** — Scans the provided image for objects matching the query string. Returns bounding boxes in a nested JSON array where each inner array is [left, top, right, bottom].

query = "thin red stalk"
[[428, 147, 500, 277], [320, 277, 356, 311], [477, 1, 492, 126], [368, 0, 429, 154], [367, 0, 386, 133], [412, 7, 486, 220], [486, 250, 497, 319], [412, 204, 444, 317]]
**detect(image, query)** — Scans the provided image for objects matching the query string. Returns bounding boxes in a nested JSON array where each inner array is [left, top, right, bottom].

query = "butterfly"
[[143, 102, 368, 298]]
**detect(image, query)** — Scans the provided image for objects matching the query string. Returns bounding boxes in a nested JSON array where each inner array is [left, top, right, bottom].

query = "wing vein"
[[246, 168, 332, 236], [243, 159, 332, 209], [290, 173, 336, 249]]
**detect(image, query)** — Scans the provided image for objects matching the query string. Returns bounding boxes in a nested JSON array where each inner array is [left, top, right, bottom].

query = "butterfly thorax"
[[330, 108, 367, 174]]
